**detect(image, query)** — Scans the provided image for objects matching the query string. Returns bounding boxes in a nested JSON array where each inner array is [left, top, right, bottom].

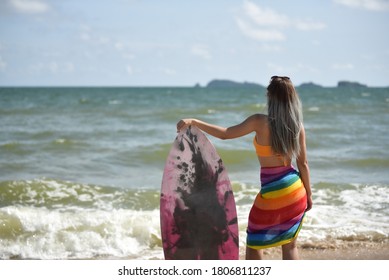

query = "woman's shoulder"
[[251, 113, 268, 124], [248, 114, 268, 133], [249, 113, 266, 119]]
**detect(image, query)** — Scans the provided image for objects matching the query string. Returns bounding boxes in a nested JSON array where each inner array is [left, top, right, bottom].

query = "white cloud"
[[236, 18, 285, 42], [9, 0, 49, 14], [236, 1, 326, 42], [334, 0, 389, 11], [243, 1, 289, 28], [191, 45, 212, 60]]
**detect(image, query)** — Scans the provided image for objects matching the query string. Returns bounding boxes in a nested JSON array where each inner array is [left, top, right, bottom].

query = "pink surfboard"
[[160, 126, 239, 260]]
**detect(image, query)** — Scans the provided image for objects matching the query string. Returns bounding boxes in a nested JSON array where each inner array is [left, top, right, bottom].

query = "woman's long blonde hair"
[[267, 76, 302, 158]]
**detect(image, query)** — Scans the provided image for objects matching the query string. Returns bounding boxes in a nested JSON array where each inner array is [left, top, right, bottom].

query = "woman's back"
[[253, 114, 292, 168], [176, 75, 313, 259]]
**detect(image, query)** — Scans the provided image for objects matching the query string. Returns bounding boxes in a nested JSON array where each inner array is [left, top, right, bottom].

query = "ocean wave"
[[0, 178, 388, 259], [0, 179, 162, 259], [0, 179, 160, 210], [0, 206, 162, 259]]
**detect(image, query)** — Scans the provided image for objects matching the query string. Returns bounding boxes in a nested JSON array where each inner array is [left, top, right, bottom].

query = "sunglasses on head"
[[271, 76, 290, 80]]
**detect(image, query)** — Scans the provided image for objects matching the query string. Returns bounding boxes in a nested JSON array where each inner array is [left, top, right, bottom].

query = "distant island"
[[298, 82, 323, 89], [198, 79, 371, 89], [206, 79, 265, 89], [337, 81, 367, 88]]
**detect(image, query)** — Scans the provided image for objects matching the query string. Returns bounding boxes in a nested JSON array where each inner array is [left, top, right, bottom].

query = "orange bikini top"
[[253, 136, 282, 158], [253, 136, 289, 166], [253, 136, 290, 166]]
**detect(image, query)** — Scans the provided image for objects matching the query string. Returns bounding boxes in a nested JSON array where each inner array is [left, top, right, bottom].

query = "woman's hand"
[[305, 194, 313, 212], [176, 119, 195, 132]]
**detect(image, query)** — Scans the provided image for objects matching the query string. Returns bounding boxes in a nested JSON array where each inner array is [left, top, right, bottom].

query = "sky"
[[0, 0, 389, 87]]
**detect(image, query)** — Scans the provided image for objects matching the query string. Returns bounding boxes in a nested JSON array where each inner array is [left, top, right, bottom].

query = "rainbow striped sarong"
[[246, 166, 307, 249]]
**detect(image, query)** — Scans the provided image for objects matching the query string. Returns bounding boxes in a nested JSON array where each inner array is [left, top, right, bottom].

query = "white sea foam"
[[0, 180, 388, 259], [0, 206, 162, 259], [299, 184, 389, 242], [235, 182, 389, 245], [308, 106, 320, 112]]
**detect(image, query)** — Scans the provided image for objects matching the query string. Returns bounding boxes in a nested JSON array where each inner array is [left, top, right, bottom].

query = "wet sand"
[[239, 241, 389, 260]]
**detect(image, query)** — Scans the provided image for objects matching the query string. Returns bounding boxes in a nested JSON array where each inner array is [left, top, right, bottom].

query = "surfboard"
[[160, 125, 239, 260]]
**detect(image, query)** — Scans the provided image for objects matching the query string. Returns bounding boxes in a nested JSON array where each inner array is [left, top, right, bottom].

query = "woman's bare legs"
[[246, 239, 300, 260], [245, 247, 264, 260], [281, 239, 300, 260]]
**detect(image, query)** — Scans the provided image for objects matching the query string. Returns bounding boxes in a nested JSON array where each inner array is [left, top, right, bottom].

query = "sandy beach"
[[238, 241, 389, 260]]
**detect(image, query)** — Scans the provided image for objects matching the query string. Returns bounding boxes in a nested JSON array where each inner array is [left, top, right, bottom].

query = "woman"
[[176, 76, 312, 260]]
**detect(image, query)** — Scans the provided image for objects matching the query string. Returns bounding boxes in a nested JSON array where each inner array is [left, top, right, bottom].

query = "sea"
[[0, 85, 388, 259]]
